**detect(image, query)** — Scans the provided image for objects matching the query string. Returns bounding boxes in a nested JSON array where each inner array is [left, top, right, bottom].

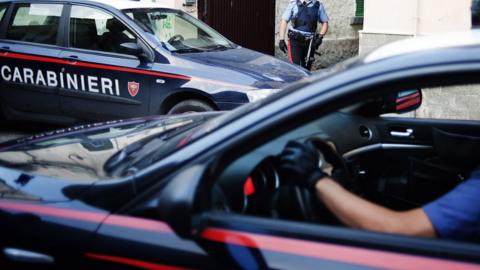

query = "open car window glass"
[[6, 3, 63, 45]]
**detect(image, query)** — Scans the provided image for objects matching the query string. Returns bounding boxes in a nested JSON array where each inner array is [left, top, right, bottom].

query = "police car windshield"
[[123, 8, 234, 52]]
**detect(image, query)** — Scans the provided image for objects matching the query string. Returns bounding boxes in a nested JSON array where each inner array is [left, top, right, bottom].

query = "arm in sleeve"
[[423, 170, 480, 240], [318, 3, 329, 23], [282, 2, 296, 22]]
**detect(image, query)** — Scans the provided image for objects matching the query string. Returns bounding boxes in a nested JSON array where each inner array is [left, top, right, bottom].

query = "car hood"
[[0, 113, 221, 202], [0, 166, 90, 202], [175, 46, 310, 89]]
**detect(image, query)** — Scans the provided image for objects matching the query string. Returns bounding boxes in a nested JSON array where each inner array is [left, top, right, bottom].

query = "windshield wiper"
[[174, 47, 205, 53], [104, 140, 145, 172], [205, 44, 230, 51], [104, 119, 202, 174], [111, 120, 209, 176]]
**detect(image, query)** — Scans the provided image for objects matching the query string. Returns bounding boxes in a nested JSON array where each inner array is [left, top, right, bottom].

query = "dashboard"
[[212, 112, 377, 215]]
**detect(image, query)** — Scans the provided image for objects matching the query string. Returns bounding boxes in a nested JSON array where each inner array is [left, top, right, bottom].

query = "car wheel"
[[167, 99, 215, 115]]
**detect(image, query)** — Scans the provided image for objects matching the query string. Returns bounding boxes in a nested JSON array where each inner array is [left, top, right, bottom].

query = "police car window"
[[123, 8, 233, 52], [6, 3, 63, 45], [0, 4, 7, 22], [70, 6, 137, 54]]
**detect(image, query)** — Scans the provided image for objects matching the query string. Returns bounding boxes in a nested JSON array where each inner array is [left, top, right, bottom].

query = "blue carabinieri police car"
[[0, 0, 309, 124]]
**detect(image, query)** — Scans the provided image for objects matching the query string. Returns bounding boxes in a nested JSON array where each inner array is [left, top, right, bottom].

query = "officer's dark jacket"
[[292, 1, 320, 33]]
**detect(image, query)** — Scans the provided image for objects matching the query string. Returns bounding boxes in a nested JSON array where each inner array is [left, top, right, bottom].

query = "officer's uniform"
[[423, 168, 480, 241], [282, 0, 329, 70]]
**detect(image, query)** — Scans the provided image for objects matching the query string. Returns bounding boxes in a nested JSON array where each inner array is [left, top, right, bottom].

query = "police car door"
[[59, 4, 151, 121], [0, 3, 64, 118]]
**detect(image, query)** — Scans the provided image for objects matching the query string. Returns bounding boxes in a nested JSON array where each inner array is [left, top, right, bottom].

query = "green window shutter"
[[355, 0, 364, 17]]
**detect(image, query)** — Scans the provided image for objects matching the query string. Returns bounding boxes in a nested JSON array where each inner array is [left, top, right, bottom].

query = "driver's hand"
[[278, 140, 326, 191]]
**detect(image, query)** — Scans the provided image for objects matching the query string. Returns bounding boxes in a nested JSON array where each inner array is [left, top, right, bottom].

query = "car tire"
[[167, 99, 215, 115]]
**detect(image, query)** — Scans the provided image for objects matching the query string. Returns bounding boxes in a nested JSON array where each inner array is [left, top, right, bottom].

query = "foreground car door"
[[58, 4, 152, 121], [198, 213, 480, 270], [0, 199, 105, 268], [83, 165, 222, 269], [86, 213, 217, 269], [0, 2, 64, 119]]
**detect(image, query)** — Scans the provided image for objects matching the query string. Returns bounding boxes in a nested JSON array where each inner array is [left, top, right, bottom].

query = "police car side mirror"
[[382, 89, 422, 115], [120, 42, 151, 62], [157, 164, 206, 238]]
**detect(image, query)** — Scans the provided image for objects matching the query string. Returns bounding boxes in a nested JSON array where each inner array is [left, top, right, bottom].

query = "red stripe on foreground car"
[[1, 201, 479, 270], [201, 228, 480, 270], [85, 253, 193, 270]]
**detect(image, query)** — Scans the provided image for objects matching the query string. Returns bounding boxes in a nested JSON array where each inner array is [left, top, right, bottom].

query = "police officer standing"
[[279, 0, 329, 70]]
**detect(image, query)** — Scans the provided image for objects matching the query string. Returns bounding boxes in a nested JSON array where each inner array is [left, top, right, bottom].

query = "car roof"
[[0, 0, 177, 10], [363, 30, 480, 63], [81, 0, 175, 10]]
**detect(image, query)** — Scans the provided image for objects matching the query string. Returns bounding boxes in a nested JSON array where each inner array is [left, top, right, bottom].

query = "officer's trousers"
[[288, 39, 315, 70]]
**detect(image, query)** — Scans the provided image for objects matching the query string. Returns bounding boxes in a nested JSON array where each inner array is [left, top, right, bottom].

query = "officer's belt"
[[288, 30, 314, 43]]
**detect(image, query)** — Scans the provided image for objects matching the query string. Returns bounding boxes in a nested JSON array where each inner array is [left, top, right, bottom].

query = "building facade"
[[360, 0, 477, 120], [360, 0, 471, 53], [151, 0, 197, 16]]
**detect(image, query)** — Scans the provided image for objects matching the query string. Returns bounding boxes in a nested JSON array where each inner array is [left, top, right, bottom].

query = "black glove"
[[313, 35, 323, 50], [278, 140, 326, 190], [279, 39, 288, 54]]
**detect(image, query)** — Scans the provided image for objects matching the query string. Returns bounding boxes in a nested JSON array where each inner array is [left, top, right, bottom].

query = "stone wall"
[[359, 32, 412, 55], [359, 34, 480, 121], [416, 86, 480, 120], [275, 0, 362, 69], [358, 0, 475, 121]]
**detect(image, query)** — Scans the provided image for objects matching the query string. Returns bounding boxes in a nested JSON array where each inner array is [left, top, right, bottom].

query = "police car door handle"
[[63, 55, 79, 63], [0, 46, 11, 53]]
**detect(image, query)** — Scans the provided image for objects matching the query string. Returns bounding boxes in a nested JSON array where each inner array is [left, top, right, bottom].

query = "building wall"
[[363, 0, 416, 35], [418, 0, 471, 34], [174, 0, 198, 17], [360, 0, 471, 54], [151, 0, 198, 16], [275, 0, 361, 69], [360, 0, 476, 120]]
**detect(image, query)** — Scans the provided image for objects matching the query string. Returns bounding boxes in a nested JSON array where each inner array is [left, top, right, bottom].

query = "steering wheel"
[[272, 137, 352, 222], [168, 34, 184, 44]]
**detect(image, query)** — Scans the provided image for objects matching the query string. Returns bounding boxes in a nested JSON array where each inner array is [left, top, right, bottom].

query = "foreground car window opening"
[[212, 80, 480, 245]]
